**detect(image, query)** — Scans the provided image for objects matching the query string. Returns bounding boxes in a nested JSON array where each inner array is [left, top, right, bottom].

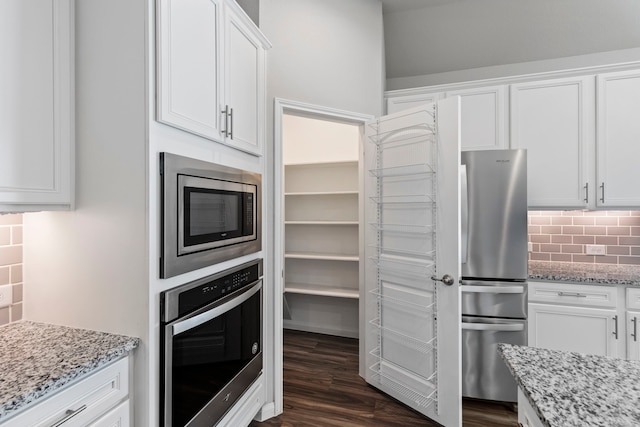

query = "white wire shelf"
[[371, 256, 435, 278], [369, 194, 435, 205], [368, 360, 437, 409], [370, 245, 435, 259], [369, 223, 434, 235], [369, 289, 435, 314], [368, 164, 435, 178]]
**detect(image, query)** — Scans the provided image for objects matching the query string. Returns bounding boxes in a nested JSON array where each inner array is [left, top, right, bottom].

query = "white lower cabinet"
[[517, 388, 545, 427], [626, 288, 640, 360], [528, 281, 633, 358], [2, 357, 130, 427]]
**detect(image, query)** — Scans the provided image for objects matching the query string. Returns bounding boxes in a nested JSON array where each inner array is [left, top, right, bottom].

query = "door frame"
[[273, 98, 374, 414]]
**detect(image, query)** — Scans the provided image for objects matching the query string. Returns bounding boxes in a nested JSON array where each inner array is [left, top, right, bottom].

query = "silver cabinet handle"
[[600, 182, 605, 203], [632, 317, 638, 342], [613, 315, 619, 339], [584, 183, 589, 204], [557, 291, 587, 298], [229, 107, 234, 140], [51, 405, 87, 427], [221, 105, 231, 137], [431, 274, 455, 286]]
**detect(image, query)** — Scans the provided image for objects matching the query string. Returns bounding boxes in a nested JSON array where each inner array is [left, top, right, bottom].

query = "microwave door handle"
[[460, 165, 469, 264], [172, 281, 262, 336], [461, 322, 524, 332], [460, 285, 524, 294]]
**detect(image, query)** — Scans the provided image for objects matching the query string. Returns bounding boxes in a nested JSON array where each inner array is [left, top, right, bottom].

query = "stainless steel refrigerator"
[[460, 149, 528, 403]]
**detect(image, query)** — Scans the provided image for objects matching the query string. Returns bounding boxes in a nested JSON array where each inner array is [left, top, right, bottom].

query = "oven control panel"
[[163, 260, 262, 321]]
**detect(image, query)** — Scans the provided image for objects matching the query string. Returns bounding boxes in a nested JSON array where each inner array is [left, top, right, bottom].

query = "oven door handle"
[[172, 280, 262, 336]]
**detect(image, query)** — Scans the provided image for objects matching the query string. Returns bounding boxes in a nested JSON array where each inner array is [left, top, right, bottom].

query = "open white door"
[[362, 98, 461, 426]]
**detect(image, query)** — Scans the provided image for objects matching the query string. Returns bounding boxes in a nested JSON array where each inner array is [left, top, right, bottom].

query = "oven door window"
[[169, 288, 261, 427]]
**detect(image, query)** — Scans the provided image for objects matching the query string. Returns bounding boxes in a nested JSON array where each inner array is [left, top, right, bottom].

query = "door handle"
[[613, 315, 619, 339], [600, 182, 605, 203], [460, 165, 469, 264], [632, 317, 638, 342], [584, 183, 589, 204], [431, 274, 455, 286]]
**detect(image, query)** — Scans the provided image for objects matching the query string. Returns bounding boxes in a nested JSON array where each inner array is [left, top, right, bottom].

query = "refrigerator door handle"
[[461, 322, 524, 332], [460, 285, 525, 294], [460, 164, 469, 264]]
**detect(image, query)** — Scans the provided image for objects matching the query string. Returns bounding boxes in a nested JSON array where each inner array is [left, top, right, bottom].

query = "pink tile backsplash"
[[0, 214, 23, 325], [529, 211, 640, 265]]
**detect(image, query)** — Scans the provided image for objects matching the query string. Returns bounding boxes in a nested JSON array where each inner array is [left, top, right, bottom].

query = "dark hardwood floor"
[[250, 330, 518, 427]]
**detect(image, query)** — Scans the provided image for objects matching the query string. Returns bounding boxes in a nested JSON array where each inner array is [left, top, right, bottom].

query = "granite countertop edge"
[[498, 343, 640, 427], [528, 261, 640, 286], [0, 321, 140, 420]]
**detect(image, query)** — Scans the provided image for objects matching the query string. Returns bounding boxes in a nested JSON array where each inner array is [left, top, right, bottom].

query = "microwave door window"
[[185, 188, 243, 246]]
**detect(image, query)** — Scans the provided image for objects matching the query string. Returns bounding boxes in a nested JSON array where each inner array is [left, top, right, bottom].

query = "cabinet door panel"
[[225, 15, 260, 153], [529, 303, 618, 357], [157, 0, 222, 140], [596, 70, 640, 207], [511, 76, 594, 208], [0, 0, 73, 210], [386, 93, 443, 115], [446, 85, 507, 151]]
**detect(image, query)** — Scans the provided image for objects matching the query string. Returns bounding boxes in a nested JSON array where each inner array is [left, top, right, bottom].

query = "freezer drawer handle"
[[431, 274, 455, 286], [461, 322, 524, 332], [461, 285, 524, 294], [557, 291, 587, 298]]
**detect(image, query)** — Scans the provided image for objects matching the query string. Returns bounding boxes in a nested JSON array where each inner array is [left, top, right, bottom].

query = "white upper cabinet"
[[510, 76, 595, 209], [0, 0, 74, 212], [156, 0, 270, 156], [386, 93, 443, 115], [596, 70, 640, 208], [386, 86, 506, 151], [157, 0, 223, 141], [445, 85, 508, 151]]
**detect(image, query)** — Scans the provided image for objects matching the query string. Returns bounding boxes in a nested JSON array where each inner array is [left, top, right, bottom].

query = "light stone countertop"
[[499, 343, 640, 427], [529, 261, 640, 286], [0, 321, 139, 420]]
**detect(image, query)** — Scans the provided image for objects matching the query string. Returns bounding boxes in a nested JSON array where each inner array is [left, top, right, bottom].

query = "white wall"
[[260, 0, 385, 117], [385, 0, 640, 90]]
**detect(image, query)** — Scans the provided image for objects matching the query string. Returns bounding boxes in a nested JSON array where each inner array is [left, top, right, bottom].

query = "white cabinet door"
[[156, 0, 223, 141], [510, 76, 595, 209], [528, 303, 619, 357], [596, 70, 640, 207], [222, 5, 266, 155], [386, 93, 443, 115], [446, 85, 508, 151], [0, 0, 73, 212]]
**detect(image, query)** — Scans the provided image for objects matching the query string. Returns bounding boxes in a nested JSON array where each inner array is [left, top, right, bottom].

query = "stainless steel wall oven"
[[160, 152, 261, 278], [160, 260, 263, 426]]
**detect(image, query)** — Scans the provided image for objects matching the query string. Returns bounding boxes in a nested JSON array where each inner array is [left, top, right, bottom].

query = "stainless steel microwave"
[[160, 153, 261, 278]]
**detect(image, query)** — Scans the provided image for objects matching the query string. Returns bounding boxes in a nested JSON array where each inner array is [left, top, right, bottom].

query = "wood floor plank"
[[250, 330, 518, 427]]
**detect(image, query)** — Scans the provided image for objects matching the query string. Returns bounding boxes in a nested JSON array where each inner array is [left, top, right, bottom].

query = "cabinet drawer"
[[88, 399, 129, 427], [528, 281, 617, 308], [627, 288, 640, 310], [4, 357, 129, 427]]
